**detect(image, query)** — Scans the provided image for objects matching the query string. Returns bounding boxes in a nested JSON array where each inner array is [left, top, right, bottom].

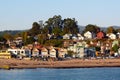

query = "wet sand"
[[0, 58, 120, 69]]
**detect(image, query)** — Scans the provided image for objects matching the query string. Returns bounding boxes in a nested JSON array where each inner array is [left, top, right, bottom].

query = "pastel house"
[[49, 48, 56, 58], [41, 47, 48, 58], [58, 48, 67, 58], [84, 31, 92, 39], [32, 48, 39, 57], [0, 50, 11, 59]]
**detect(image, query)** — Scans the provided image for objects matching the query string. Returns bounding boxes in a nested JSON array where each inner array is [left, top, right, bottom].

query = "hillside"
[[0, 30, 24, 36]]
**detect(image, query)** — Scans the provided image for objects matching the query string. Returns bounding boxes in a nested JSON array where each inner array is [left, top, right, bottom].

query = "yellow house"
[[0, 50, 11, 59]]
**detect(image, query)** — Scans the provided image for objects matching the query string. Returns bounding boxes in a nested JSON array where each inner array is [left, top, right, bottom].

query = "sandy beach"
[[0, 58, 120, 69]]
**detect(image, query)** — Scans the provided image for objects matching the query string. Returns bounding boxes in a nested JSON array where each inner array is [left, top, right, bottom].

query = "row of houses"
[[64, 39, 120, 58], [0, 46, 68, 60], [3, 31, 120, 49], [62, 31, 120, 40], [1, 39, 120, 60], [1, 31, 120, 60]]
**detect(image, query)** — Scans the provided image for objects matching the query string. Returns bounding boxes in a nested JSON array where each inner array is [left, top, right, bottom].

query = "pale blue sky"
[[0, 0, 120, 31]]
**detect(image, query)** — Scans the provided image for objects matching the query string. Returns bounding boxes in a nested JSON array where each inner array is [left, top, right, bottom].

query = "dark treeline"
[[28, 15, 79, 36]]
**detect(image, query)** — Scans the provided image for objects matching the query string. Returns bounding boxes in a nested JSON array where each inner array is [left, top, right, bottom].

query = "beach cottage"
[[32, 48, 39, 58], [49, 47, 56, 58], [41, 47, 48, 60], [58, 48, 67, 58], [0, 50, 11, 59]]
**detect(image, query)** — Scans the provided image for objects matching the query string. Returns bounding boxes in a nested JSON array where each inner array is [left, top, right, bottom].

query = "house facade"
[[32, 48, 39, 57], [96, 31, 105, 39], [41, 47, 48, 58], [0, 50, 11, 59], [49, 48, 56, 58], [107, 33, 116, 39], [58, 48, 67, 58], [63, 34, 72, 39], [84, 31, 92, 39]]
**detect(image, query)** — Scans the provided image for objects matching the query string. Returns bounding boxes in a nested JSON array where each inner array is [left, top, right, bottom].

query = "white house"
[[84, 31, 92, 39], [67, 44, 76, 53], [63, 34, 72, 39], [41, 47, 48, 58], [77, 33, 84, 40], [76, 46, 84, 58], [67, 41, 85, 58], [117, 32, 120, 38], [58, 48, 67, 58], [8, 48, 18, 55], [49, 48, 56, 58], [107, 33, 116, 39], [76, 42, 85, 58], [32, 48, 39, 57], [8, 48, 28, 58]]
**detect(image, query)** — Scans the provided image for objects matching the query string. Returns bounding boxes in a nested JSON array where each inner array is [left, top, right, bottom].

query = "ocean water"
[[0, 67, 120, 80]]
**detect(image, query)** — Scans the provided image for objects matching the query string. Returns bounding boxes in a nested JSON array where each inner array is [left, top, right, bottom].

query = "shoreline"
[[0, 58, 120, 69]]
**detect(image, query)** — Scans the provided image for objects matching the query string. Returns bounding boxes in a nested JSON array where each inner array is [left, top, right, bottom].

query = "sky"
[[0, 0, 120, 31]]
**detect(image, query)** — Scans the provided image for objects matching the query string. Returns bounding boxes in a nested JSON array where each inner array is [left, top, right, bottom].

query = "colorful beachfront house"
[[0, 50, 11, 59], [8, 48, 31, 58], [41, 47, 48, 58], [84, 31, 92, 39], [32, 48, 39, 58], [58, 48, 67, 58], [67, 43, 76, 54], [49, 47, 56, 58], [75, 42, 85, 58], [67, 41, 86, 58], [8, 48, 19, 57]]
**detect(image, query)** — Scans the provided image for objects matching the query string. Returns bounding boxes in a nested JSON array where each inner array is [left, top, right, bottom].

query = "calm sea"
[[0, 68, 120, 80]]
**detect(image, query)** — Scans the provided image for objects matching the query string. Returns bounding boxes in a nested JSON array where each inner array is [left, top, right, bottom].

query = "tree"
[[112, 44, 119, 52], [44, 15, 79, 35], [25, 36, 34, 45], [63, 18, 79, 34], [21, 32, 28, 45], [0, 36, 7, 49], [29, 22, 41, 36], [83, 24, 99, 34], [44, 39, 63, 47], [45, 15, 63, 34], [3, 33, 13, 41], [38, 34, 47, 44], [52, 27, 62, 36], [106, 26, 116, 34]]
